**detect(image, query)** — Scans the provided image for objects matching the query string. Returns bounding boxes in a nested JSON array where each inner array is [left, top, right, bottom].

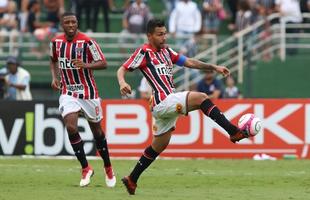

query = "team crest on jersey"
[[153, 125, 158, 132], [176, 103, 183, 113], [76, 47, 84, 56]]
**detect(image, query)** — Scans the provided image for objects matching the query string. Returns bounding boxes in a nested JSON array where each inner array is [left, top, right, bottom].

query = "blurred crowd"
[[1, 0, 310, 100], [0, 0, 308, 39]]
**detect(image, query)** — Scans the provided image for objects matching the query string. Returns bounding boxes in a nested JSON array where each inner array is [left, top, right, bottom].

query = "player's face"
[[148, 26, 167, 50], [62, 16, 78, 38], [7, 63, 17, 74], [204, 70, 215, 81]]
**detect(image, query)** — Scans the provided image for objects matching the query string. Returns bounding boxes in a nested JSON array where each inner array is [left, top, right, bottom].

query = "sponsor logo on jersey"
[[155, 63, 173, 76], [67, 84, 84, 92], [58, 57, 75, 69]]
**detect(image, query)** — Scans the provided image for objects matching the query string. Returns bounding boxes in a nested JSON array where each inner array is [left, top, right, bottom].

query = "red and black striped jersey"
[[50, 32, 106, 99], [123, 43, 185, 106]]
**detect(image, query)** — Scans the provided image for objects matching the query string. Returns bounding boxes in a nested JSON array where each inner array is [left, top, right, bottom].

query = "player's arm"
[[183, 57, 230, 77], [71, 59, 107, 70], [49, 41, 61, 90], [117, 66, 132, 97], [50, 59, 61, 90], [117, 47, 145, 96]]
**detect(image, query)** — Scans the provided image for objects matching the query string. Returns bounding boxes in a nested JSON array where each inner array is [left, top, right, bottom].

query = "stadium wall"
[[0, 99, 310, 159]]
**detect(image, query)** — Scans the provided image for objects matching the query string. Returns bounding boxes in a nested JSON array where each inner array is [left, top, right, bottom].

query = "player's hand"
[[51, 79, 61, 90], [119, 81, 132, 97], [215, 65, 230, 77], [71, 59, 86, 69]]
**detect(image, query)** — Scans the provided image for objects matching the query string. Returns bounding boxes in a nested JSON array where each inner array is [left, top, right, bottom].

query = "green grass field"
[[0, 158, 310, 200]]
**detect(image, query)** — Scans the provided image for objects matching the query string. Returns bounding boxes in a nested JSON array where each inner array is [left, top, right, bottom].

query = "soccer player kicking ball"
[[117, 18, 252, 195], [49, 12, 116, 187]]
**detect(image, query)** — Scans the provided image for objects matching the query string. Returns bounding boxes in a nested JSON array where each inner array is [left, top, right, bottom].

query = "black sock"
[[130, 146, 159, 183], [69, 133, 88, 169], [94, 133, 111, 167], [200, 99, 239, 135]]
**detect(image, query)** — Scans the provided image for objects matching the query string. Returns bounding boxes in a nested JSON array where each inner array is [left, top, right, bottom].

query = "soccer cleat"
[[79, 165, 94, 187], [121, 176, 137, 195], [104, 166, 116, 188], [230, 130, 249, 143]]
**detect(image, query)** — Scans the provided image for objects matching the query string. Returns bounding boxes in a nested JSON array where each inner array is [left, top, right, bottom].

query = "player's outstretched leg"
[[122, 131, 171, 195], [188, 92, 249, 143], [200, 98, 249, 142], [90, 122, 116, 188]]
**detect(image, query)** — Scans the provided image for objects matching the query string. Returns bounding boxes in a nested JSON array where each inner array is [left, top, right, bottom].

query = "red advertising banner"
[[101, 99, 310, 159]]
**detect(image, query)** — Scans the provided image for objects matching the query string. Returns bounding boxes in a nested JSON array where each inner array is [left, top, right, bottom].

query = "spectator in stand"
[[162, 0, 178, 17], [196, 69, 223, 99], [275, 0, 302, 55], [0, 0, 8, 18], [256, 0, 275, 61], [177, 33, 200, 90], [223, 76, 242, 99], [27, 0, 54, 57], [0, 0, 18, 54], [92, 0, 110, 32], [300, 0, 309, 13], [3, 56, 32, 100], [74, 0, 92, 31], [248, 0, 262, 23], [234, 1, 256, 63], [169, 0, 201, 47], [235, 0, 253, 32], [227, 0, 239, 31], [202, 0, 223, 34], [0, 67, 8, 99], [257, 0, 275, 16], [122, 0, 152, 34], [119, 0, 152, 49], [27, 0, 53, 34], [18, 0, 30, 32], [43, 0, 64, 33]]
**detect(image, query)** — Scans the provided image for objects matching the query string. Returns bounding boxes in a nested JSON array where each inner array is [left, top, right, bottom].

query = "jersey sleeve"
[[122, 48, 146, 71], [88, 40, 106, 62], [167, 47, 187, 66], [49, 41, 57, 62]]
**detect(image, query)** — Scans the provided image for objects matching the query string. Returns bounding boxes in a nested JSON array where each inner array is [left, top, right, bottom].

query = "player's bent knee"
[[200, 92, 209, 100], [197, 92, 210, 105]]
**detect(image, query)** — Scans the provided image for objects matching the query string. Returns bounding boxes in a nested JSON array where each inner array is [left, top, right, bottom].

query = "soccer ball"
[[238, 113, 262, 136]]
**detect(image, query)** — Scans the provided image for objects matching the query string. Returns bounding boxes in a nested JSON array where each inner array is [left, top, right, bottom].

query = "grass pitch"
[[0, 158, 309, 200]]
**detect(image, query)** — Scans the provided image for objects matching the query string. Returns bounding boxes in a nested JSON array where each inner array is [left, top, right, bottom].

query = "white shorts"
[[59, 94, 103, 123], [152, 91, 190, 136]]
